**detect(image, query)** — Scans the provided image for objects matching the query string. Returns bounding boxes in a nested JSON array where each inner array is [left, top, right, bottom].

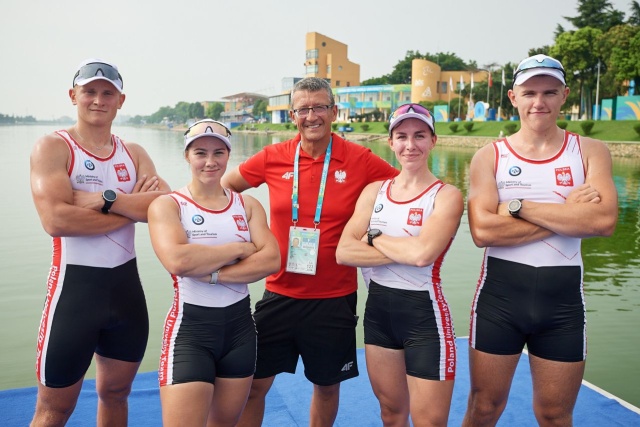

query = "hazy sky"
[[0, 0, 633, 120]]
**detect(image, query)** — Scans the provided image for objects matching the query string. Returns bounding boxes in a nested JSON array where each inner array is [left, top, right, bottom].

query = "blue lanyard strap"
[[292, 137, 332, 227]]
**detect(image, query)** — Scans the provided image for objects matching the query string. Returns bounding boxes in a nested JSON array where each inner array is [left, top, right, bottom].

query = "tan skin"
[[223, 90, 342, 427], [148, 137, 280, 427], [336, 118, 463, 427], [29, 79, 170, 427], [462, 76, 618, 427]]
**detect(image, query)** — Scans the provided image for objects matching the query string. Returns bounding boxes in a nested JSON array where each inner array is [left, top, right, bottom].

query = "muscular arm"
[[516, 139, 617, 238], [148, 195, 259, 278], [30, 134, 132, 237], [216, 195, 280, 284], [372, 185, 464, 267], [71, 142, 170, 223], [221, 166, 252, 193], [467, 145, 554, 248], [336, 182, 393, 267], [468, 140, 618, 248], [338, 183, 464, 268]]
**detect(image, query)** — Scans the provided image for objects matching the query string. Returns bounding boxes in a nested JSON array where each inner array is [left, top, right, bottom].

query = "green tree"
[[206, 102, 224, 120], [361, 76, 390, 86], [629, 1, 640, 25], [551, 27, 604, 118], [386, 50, 423, 84], [252, 99, 268, 120], [601, 24, 640, 94], [188, 102, 204, 120], [564, 0, 625, 31], [174, 102, 191, 123], [361, 51, 468, 86], [148, 106, 175, 124], [423, 52, 467, 71]]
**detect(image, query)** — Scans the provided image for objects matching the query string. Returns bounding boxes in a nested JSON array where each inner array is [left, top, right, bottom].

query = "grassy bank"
[[240, 120, 640, 143]]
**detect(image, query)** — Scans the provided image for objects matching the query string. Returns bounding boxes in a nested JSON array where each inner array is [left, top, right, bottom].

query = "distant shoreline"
[[155, 125, 640, 158]]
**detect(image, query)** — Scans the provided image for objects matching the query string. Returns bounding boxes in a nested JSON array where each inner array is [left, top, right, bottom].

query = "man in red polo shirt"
[[223, 77, 398, 427]]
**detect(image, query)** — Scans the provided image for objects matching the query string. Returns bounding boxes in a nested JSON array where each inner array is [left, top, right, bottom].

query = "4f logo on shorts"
[[114, 163, 131, 182], [555, 167, 573, 187], [407, 208, 423, 226], [233, 215, 249, 231], [341, 361, 354, 371]]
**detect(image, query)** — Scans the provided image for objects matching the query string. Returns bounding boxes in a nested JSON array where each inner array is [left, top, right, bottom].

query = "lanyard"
[[292, 137, 332, 228]]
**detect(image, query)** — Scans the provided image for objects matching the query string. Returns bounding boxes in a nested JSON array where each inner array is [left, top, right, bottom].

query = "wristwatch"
[[209, 268, 221, 285], [367, 229, 382, 246], [508, 199, 523, 218], [101, 189, 117, 214]]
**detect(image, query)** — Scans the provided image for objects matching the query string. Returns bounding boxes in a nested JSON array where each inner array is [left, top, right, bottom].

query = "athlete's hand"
[[237, 242, 258, 260], [566, 183, 601, 204], [132, 174, 161, 193]]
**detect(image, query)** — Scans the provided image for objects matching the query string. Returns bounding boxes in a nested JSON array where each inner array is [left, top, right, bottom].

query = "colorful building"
[[220, 92, 268, 127], [263, 33, 488, 124], [304, 32, 360, 88]]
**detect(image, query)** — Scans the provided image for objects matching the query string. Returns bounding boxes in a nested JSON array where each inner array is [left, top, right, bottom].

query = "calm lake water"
[[1, 124, 638, 408]]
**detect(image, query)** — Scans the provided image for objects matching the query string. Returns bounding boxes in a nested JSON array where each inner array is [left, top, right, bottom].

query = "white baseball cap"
[[183, 119, 232, 151], [513, 54, 566, 86], [73, 58, 123, 92]]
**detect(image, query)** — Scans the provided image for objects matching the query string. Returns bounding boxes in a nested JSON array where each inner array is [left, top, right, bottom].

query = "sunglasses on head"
[[513, 56, 565, 80], [184, 119, 232, 140], [73, 62, 123, 88], [390, 103, 433, 120]]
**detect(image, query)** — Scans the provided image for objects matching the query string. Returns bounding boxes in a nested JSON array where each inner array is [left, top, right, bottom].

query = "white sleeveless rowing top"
[[488, 131, 585, 267], [367, 179, 452, 291], [55, 130, 137, 268], [168, 187, 251, 307]]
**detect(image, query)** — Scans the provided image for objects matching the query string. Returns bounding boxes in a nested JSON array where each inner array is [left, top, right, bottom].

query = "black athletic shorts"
[[38, 258, 149, 388], [470, 256, 586, 362], [160, 296, 256, 386], [364, 280, 456, 380], [252, 290, 359, 386]]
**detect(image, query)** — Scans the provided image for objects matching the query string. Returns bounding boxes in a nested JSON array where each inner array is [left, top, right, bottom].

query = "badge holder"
[[285, 226, 320, 275]]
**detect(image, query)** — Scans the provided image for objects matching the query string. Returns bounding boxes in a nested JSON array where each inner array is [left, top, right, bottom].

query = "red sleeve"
[[366, 148, 399, 181], [238, 149, 267, 188]]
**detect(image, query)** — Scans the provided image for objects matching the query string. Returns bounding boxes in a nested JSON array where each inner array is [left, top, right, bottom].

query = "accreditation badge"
[[285, 226, 320, 275]]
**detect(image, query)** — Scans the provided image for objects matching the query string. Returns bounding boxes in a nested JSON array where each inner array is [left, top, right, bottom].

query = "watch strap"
[[209, 268, 221, 285]]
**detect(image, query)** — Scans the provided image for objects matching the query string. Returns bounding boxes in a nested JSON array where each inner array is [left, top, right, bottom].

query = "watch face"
[[103, 189, 117, 202], [369, 229, 382, 238], [508, 199, 521, 212]]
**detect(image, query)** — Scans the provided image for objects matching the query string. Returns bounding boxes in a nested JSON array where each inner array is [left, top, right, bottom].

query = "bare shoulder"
[[436, 183, 464, 211], [439, 182, 463, 198], [472, 142, 495, 160], [31, 132, 70, 165], [580, 136, 612, 158], [121, 140, 148, 157], [32, 131, 65, 152], [149, 193, 178, 213], [239, 193, 267, 218], [362, 180, 383, 196], [469, 142, 496, 171]]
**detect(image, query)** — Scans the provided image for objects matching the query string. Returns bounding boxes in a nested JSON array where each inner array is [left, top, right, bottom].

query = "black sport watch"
[[508, 199, 523, 218], [367, 229, 382, 246], [101, 189, 117, 214]]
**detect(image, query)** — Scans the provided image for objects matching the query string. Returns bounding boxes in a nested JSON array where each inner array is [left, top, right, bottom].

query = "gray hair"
[[290, 77, 335, 108]]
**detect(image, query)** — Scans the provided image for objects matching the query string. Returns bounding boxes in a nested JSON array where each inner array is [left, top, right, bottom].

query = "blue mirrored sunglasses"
[[73, 62, 123, 88], [514, 56, 565, 80]]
